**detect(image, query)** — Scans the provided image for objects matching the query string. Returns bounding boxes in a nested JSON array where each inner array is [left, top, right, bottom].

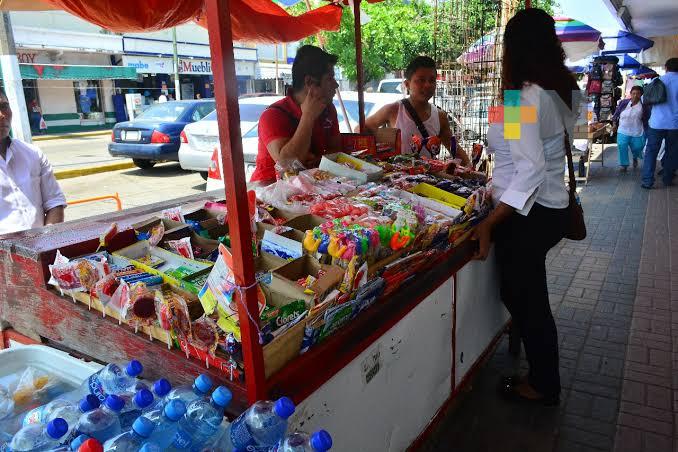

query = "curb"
[[33, 130, 112, 142], [55, 161, 136, 180]]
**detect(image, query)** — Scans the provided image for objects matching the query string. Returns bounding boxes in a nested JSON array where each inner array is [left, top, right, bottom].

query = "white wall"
[[37, 80, 77, 115]]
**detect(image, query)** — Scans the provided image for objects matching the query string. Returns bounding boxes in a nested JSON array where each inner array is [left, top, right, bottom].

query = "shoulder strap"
[[268, 105, 300, 128], [561, 114, 577, 197], [401, 99, 430, 140]]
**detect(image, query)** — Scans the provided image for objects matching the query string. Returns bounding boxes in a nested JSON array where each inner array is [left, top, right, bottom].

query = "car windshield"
[[379, 82, 402, 93], [204, 103, 271, 123], [136, 102, 189, 121], [334, 100, 375, 126]]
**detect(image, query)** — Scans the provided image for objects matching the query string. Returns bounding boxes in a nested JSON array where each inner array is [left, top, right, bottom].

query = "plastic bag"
[[127, 284, 157, 327], [191, 316, 220, 357], [0, 367, 69, 418], [275, 159, 307, 180], [255, 179, 311, 215], [167, 237, 194, 260], [161, 206, 184, 223]]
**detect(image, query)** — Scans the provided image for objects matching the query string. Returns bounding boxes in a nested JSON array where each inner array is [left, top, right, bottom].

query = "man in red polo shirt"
[[251, 45, 340, 183]]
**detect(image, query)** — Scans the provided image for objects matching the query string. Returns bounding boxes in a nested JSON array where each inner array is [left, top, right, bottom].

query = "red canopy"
[[8, 0, 342, 42]]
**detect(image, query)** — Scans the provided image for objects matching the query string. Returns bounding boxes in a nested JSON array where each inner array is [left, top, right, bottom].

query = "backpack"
[[589, 64, 603, 81], [600, 94, 613, 108], [644, 78, 667, 105], [602, 63, 615, 80], [587, 79, 602, 95], [601, 80, 614, 94]]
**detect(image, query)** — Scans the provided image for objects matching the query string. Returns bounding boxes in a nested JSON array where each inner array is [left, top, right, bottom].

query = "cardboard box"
[[271, 255, 345, 303], [113, 240, 212, 294], [410, 183, 467, 209], [283, 214, 326, 233], [398, 189, 462, 219], [319, 153, 383, 184], [160, 230, 220, 261], [183, 208, 224, 232], [132, 217, 188, 236]]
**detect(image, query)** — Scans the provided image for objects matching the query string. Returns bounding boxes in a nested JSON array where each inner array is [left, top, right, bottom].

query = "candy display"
[[43, 155, 490, 383]]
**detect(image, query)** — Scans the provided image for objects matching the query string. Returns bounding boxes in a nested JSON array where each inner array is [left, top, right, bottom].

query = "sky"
[[556, 0, 623, 36]]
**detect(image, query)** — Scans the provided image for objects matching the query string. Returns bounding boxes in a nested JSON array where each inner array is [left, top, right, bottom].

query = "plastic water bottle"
[[218, 397, 295, 451], [102, 416, 155, 451], [143, 379, 172, 413], [141, 400, 186, 449], [76, 361, 143, 404], [171, 386, 232, 450], [274, 430, 333, 452], [76, 438, 103, 452], [8, 418, 69, 451], [22, 395, 101, 431], [46, 434, 96, 452], [75, 395, 125, 443], [118, 389, 154, 430], [138, 443, 161, 452], [165, 374, 212, 407]]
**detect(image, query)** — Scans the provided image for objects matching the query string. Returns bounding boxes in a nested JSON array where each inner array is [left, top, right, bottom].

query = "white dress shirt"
[[487, 83, 575, 216], [0, 138, 66, 235]]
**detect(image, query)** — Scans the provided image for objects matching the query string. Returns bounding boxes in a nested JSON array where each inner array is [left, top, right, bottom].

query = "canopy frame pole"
[[205, 0, 266, 404], [353, 0, 366, 133]]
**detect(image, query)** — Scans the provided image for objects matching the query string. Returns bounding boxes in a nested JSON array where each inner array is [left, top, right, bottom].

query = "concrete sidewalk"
[[418, 145, 678, 452]]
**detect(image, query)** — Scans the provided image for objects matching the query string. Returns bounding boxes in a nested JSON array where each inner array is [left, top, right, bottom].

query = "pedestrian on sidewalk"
[[472, 8, 579, 406], [641, 58, 678, 189], [612, 85, 650, 172], [0, 89, 66, 235]]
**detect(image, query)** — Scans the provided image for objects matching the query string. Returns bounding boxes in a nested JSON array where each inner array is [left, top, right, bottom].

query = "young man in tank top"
[[362, 56, 470, 166]]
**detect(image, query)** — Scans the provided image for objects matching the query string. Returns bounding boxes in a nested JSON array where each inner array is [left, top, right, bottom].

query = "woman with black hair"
[[472, 8, 581, 405]]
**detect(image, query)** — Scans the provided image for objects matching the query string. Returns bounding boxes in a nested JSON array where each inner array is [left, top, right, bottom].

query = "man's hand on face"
[[301, 85, 328, 122]]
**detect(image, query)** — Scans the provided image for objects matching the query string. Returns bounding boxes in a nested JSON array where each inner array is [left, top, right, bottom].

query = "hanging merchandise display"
[[586, 55, 623, 121]]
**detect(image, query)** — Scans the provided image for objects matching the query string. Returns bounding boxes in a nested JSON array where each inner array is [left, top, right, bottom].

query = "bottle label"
[[172, 428, 193, 449], [21, 406, 46, 426], [87, 372, 107, 403], [229, 414, 256, 449]]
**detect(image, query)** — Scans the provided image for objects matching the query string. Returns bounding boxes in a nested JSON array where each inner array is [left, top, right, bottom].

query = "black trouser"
[[494, 203, 567, 397]]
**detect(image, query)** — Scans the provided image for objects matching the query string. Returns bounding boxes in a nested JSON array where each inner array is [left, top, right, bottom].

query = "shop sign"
[[17, 52, 37, 64], [179, 59, 212, 75], [122, 56, 172, 74]]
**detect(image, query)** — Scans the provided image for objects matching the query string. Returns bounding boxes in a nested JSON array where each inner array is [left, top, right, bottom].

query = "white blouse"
[[487, 83, 576, 216], [618, 102, 644, 137]]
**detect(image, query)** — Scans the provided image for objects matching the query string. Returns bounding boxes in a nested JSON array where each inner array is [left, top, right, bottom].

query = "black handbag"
[[563, 128, 587, 241]]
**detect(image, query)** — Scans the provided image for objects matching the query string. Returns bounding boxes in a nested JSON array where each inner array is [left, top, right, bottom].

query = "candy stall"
[[0, 0, 509, 449]]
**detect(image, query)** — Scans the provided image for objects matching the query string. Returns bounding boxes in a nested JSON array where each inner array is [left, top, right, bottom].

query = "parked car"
[[179, 92, 403, 180], [109, 99, 216, 169], [377, 78, 405, 95]]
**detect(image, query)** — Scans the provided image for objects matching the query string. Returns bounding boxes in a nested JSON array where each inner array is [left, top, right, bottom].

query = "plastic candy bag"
[[97, 223, 119, 251], [161, 206, 184, 223], [167, 237, 194, 260], [92, 273, 120, 312], [191, 316, 219, 358], [275, 159, 307, 180], [48, 251, 82, 295], [148, 222, 165, 247], [108, 279, 130, 323], [127, 284, 157, 328]]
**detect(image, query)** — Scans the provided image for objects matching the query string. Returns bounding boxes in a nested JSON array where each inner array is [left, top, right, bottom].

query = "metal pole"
[[205, 0, 266, 404], [172, 27, 181, 100], [0, 12, 31, 143], [353, 0, 366, 132], [274, 44, 280, 95]]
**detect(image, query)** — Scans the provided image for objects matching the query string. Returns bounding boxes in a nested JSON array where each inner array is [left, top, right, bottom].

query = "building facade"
[[0, 11, 304, 133]]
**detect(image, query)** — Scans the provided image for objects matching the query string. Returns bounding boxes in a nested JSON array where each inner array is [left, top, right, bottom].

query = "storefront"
[[121, 37, 258, 99], [6, 50, 137, 133]]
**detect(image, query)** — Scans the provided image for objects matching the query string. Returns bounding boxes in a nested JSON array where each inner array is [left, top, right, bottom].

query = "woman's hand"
[[471, 219, 493, 260]]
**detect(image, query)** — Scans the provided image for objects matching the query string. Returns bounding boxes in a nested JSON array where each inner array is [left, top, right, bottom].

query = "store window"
[[73, 80, 103, 120]]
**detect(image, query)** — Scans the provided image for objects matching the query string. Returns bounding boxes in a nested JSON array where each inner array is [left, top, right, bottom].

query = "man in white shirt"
[[158, 93, 168, 103], [0, 89, 66, 235]]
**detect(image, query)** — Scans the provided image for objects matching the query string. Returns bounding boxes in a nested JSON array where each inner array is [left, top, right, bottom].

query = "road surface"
[[37, 135, 128, 170]]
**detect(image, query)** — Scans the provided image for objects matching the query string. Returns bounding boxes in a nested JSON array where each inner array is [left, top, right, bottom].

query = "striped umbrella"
[[554, 17, 603, 61]]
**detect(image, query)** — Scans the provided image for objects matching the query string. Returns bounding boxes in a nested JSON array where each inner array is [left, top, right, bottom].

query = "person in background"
[[641, 57, 678, 188], [362, 56, 470, 166], [0, 89, 66, 235], [158, 92, 168, 103], [252, 45, 341, 184], [28, 98, 42, 134], [473, 8, 581, 406], [612, 85, 650, 172], [195, 93, 202, 100]]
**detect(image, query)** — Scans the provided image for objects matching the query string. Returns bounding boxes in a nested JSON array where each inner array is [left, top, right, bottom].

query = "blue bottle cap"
[[79, 395, 101, 412], [134, 388, 154, 409], [104, 394, 125, 412], [194, 374, 213, 394], [164, 399, 187, 422], [70, 434, 89, 451], [46, 418, 68, 439], [273, 397, 295, 419], [153, 378, 172, 397], [132, 417, 155, 438], [310, 430, 333, 451], [211, 386, 233, 408], [126, 360, 143, 377]]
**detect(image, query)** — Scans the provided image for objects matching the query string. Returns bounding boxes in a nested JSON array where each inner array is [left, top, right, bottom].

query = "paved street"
[[59, 163, 206, 221], [420, 145, 678, 452], [37, 135, 128, 170]]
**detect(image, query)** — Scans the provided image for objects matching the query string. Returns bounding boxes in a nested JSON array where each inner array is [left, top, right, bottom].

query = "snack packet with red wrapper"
[[148, 222, 165, 246], [167, 237, 194, 260], [97, 223, 118, 251], [92, 273, 120, 311], [162, 206, 184, 223], [108, 279, 130, 323], [126, 283, 158, 327], [191, 316, 220, 358]]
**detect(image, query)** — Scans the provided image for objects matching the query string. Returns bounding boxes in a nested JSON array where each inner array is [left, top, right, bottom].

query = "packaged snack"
[[92, 273, 120, 311], [127, 284, 157, 328], [48, 251, 82, 295], [191, 316, 220, 358], [108, 280, 130, 323], [97, 222, 119, 250], [167, 237, 194, 260], [148, 222, 165, 247], [260, 300, 307, 334], [161, 206, 184, 223]]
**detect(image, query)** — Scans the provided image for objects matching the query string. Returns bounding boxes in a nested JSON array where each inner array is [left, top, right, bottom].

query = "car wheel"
[[133, 159, 156, 170], [199, 171, 208, 181]]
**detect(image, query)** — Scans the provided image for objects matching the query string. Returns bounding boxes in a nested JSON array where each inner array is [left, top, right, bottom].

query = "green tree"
[[305, 0, 435, 83]]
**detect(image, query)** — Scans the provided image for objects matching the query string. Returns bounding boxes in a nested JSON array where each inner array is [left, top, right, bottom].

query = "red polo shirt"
[[251, 94, 339, 183]]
